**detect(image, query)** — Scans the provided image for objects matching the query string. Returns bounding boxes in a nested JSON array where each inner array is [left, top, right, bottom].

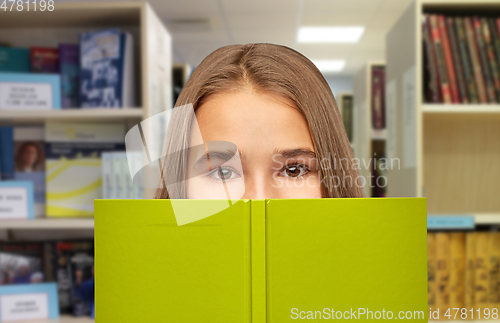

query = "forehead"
[[192, 89, 314, 154]]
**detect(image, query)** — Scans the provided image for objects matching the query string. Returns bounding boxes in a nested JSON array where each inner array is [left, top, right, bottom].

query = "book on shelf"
[[13, 126, 46, 218], [341, 95, 353, 142], [0, 126, 14, 180], [428, 230, 500, 316], [0, 46, 30, 73], [45, 122, 125, 217], [422, 13, 500, 104], [30, 47, 59, 74], [59, 44, 80, 109], [102, 151, 143, 199], [371, 66, 385, 129], [80, 28, 135, 108]]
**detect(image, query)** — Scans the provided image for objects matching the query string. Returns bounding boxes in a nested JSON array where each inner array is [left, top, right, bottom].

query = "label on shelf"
[[0, 293, 49, 321], [0, 82, 53, 110], [427, 215, 474, 229], [0, 187, 29, 220]]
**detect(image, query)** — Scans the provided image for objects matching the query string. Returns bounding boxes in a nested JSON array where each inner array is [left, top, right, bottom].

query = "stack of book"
[[0, 28, 134, 110], [423, 14, 500, 104], [427, 231, 500, 319]]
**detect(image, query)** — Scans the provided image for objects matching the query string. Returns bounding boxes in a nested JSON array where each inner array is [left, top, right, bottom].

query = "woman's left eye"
[[279, 164, 309, 178], [208, 167, 240, 181]]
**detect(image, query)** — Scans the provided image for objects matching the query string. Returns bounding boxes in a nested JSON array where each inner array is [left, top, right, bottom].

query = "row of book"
[[0, 240, 94, 317], [0, 27, 134, 109], [423, 14, 500, 104], [427, 231, 500, 319], [0, 123, 142, 218]]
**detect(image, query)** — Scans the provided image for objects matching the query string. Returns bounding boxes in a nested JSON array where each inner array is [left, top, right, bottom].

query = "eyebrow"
[[193, 149, 241, 169], [273, 148, 316, 159]]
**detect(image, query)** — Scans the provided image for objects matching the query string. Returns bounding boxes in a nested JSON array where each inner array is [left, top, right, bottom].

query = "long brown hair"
[[155, 43, 364, 199]]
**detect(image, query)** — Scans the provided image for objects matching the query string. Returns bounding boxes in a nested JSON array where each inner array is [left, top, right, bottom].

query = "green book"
[[95, 198, 427, 322]]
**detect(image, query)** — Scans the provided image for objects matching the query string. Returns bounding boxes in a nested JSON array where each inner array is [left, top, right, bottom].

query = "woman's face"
[[186, 88, 321, 199], [22, 145, 38, 168]]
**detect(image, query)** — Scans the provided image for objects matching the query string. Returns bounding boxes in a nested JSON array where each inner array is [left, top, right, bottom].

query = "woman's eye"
[[280, 164, 309, 178], [208, 167, 240, 181]]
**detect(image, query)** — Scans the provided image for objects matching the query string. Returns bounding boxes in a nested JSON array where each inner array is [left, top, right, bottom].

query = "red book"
[[438, 15, 460, 103], [465, 17, 488, 103], [30, 47, 59, 73], [430, 15, 452, 104]]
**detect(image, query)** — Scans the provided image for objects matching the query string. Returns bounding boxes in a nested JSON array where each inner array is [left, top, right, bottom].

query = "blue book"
[[0, 46, 30, 72], [59, 44, 80, 108], [0, 126, 14, 180], [0, 72, 61, 109], [80, 28, 135, 108]]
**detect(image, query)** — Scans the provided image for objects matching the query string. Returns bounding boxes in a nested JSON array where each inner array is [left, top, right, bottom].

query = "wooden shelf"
[[23, 315, 93, 323], [1, 218, 94, 230], [0, 108, 143, 122], [423, 104, 500, 114]]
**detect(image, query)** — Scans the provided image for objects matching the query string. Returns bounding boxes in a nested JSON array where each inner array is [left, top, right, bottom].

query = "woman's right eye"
[[207, 167, 241, 181]]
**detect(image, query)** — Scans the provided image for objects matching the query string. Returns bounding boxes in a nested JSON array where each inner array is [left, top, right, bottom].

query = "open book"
[[95, 198, 427, 322]]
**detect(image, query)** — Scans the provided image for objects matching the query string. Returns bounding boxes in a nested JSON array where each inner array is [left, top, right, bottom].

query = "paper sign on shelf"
[[0, 293, 49, 322], [0, 181, 34, 220], [0, 283, 59, 322]]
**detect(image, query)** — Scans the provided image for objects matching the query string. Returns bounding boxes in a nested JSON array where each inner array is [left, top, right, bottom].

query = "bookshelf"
[[353, 62, 386, 197], [0, 1, 172, 206], [386, 0, 500, 218]]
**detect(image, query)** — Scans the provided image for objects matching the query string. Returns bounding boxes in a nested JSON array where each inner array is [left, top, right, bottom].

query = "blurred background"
[[0, 0, 499, 321]]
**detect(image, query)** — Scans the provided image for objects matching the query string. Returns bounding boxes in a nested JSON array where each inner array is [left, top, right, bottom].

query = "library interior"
[[0, 0, 499, 322]]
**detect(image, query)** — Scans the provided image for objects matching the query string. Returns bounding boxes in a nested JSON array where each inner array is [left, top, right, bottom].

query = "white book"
[[101, 152, 114, 199]]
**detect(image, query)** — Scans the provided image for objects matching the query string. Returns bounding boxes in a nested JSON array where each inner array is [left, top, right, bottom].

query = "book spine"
[[424, 14, 442, 103], [439, 15, 461, 103], [450, 233, 466, 309], [465, 17, 488, 103], [473, 17, 497, 103], [371, 67, 385, 129], [489, 232, 500, 314], [428, 232, 437, 312], [489, 18, 500, 100], [475, 232, 490, 315], [447, 17, 469, 103], [436, 232, 451, 319], [456, 17, 479, 103], [482, 18, 500, 102], [430, 15, 453, 103], [0, 126, 14, 180], [465, 232, 476, 310]]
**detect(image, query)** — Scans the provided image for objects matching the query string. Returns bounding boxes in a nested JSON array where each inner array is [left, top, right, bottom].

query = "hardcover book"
[[59, 44, 80, 108], [30, 47, 59, 73], [371, 66, 385, 129], [80, 28, 135, 108], [45, 122, 125, 217], [95, 198, 427, 322], [0, 46, 29, 72], [13, 126, 46, 218]]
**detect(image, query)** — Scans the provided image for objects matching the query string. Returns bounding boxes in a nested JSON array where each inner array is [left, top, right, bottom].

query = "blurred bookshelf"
[[0, 1, 172, 321], [386, 0, 500, 215], [353, 61, 387, 197], [388, 0, 500, 317]]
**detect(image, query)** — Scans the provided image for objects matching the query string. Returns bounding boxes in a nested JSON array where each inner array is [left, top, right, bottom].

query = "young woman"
[[155, 43, 364, 199]]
